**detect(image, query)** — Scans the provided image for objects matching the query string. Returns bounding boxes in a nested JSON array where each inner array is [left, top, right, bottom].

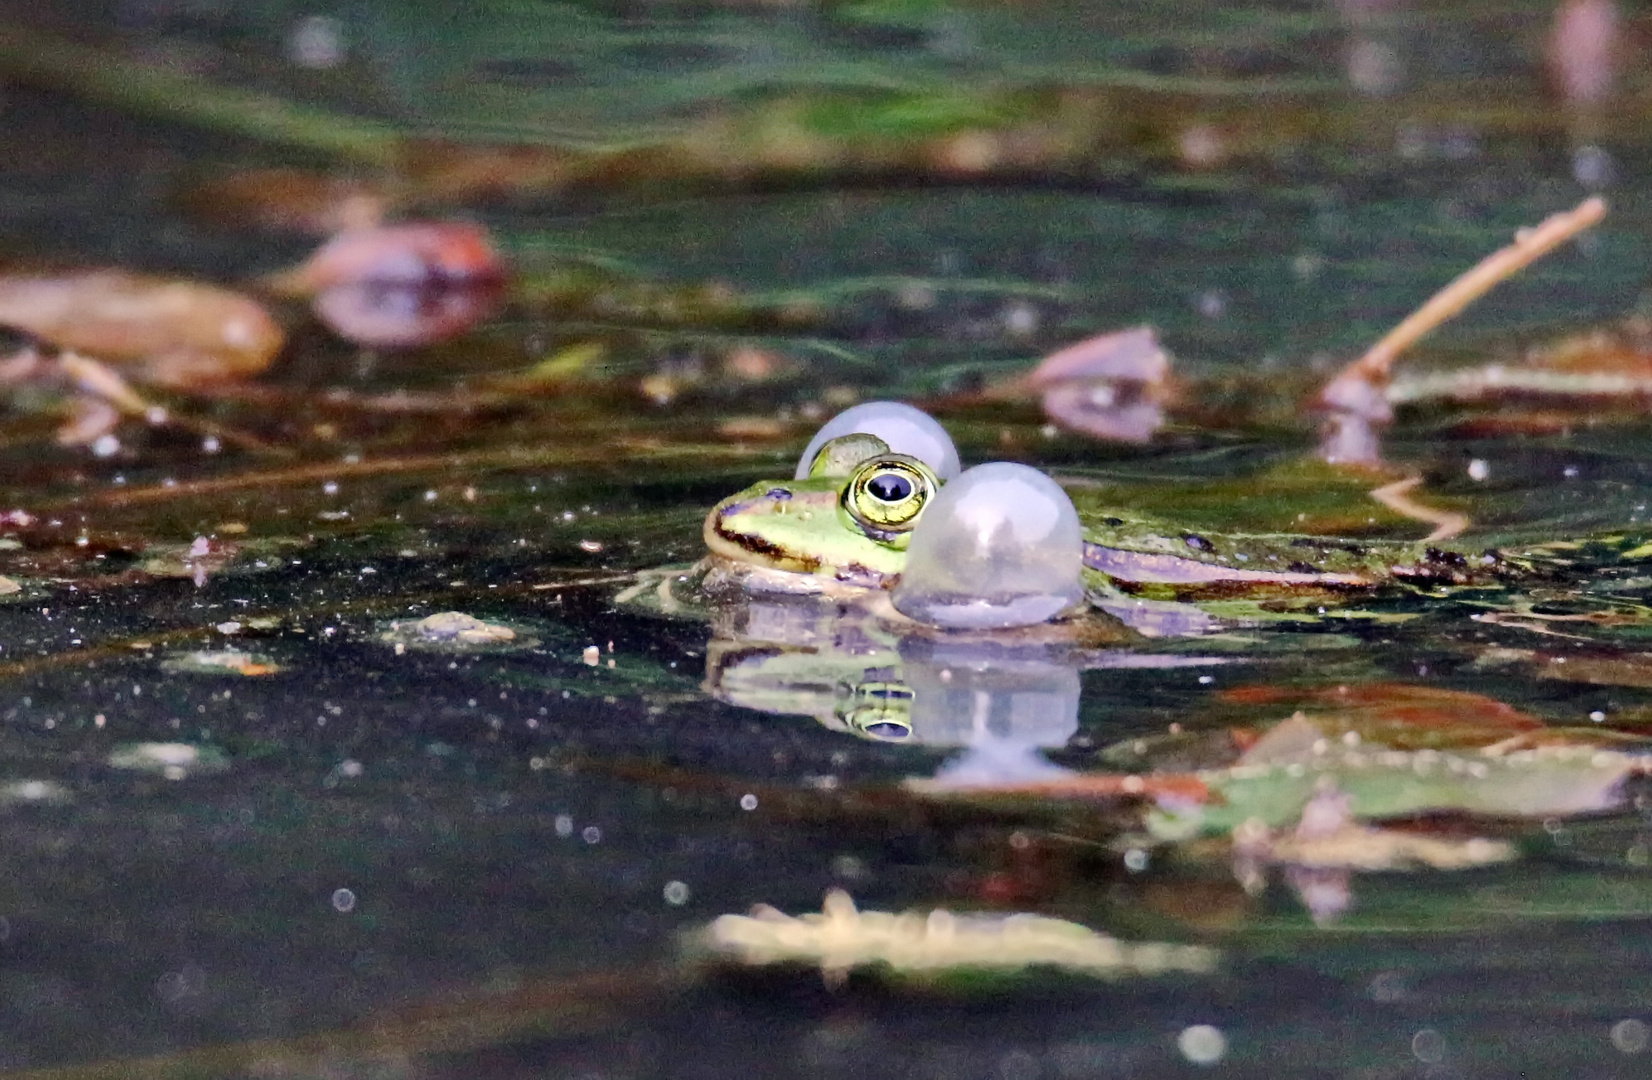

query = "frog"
[[701, 430, 1508, 618]]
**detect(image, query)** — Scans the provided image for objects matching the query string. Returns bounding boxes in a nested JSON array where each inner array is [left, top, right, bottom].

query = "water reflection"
[[902, 651, 1079, 785], [705, 595, 1223, 777], [700, 593, 1652, 928]]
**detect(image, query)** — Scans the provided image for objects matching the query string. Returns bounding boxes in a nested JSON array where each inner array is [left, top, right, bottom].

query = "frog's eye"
[[840, 454, 937, 541]]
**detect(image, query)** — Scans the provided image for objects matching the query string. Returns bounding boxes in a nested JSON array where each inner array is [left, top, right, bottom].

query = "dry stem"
[[1328, 196, 1607, 397]]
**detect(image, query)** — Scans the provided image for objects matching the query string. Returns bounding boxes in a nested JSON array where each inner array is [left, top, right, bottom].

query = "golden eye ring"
[[840, 454, 937, 542], [836, 680, 915, 742]]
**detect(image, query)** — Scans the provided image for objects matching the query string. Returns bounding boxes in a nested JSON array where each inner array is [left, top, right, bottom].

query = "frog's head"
[[703, 435, 940, 589]]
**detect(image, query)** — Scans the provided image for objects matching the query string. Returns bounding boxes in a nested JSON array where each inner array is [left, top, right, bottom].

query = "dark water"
[[3, 3, 1652, 1078]]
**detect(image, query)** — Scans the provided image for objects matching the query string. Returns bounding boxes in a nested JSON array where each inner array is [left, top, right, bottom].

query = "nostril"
[[766, 488, 793, 500]]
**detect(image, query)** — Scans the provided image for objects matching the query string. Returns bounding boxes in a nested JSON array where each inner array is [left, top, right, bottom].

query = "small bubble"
[[289, 14, 347, 68], [663, 880, 691, 906], [582, 826, 602, 844], [554, 814, 574, 837], [1591, 710, 1607, 722], [322, 481, 340, 496], [1000, 301, 1039, 337], [996, 1049, 1040, 1080], [739, 793, 759, 811], [831, 854, 869, 881], [91, 434, 120, 458], [1197, 674, 1213, 685], [1123, 848, 1149, 872], [1611, 1018, 1649, 1053], [1573, 144, 1617, 190], [1467, 459, 1489, 482], [201, 435, 221, 454], [1177, 1024, 1226, 1065], [1411, 1029, 1446, 1064], [331, 888, 357, 913]]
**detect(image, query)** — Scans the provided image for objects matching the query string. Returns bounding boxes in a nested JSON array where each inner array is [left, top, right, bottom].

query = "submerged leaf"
[[1222, 684, 1546, 749], [1196, 742, 1643, 833]]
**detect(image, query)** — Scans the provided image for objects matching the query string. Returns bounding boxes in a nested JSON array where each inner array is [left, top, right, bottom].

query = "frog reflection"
[[703, 592, 1222, 782]]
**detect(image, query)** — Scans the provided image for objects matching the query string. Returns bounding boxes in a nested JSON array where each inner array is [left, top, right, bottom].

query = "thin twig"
[[1331, 196, 1608, 394], [1368, 476, 1469, 542]]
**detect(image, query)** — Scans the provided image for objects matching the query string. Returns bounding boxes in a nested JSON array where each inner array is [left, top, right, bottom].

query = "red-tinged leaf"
[[268, 222, 507, 348], [1026, 326, 1169, 387], [1021, 327, 1172, 443], [1217, 682, 1544, 750]]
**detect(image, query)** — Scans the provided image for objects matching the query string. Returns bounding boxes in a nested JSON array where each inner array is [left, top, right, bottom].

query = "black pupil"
[[867, 472, 913, 502]]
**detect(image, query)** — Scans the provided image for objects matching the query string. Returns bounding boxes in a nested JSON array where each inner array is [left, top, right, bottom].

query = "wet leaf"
[[1216, 683, 1546, 751], [0, 271, 283, 385], [692, 889, 1217, 984], [267, 222, 506, 347]]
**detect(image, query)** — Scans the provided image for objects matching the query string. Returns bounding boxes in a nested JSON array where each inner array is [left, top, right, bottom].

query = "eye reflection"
[[837, 679, 914, 741]]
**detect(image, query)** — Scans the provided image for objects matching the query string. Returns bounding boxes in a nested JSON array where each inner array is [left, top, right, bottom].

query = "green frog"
[[701, 432, 1515, 616]]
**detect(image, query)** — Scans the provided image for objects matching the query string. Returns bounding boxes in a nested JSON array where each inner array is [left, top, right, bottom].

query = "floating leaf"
[[268, 222, 506, 348], [692, 889, 1217, 984], [0, 271, 282, 385], [378, 611, 537, 653], [1191, 741, 1644, 834]]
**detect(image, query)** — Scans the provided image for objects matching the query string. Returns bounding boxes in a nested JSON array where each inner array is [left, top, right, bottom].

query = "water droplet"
[[1612, 1018, 1649, 1053], [1411, 1029, 1446, 1064], [1177, 1025, 1226, 1065]]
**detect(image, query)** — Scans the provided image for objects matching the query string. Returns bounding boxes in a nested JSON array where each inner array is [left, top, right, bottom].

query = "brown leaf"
[[0, 271, 283, 385]]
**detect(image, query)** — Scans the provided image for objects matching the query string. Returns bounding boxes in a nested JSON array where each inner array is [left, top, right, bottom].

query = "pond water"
[[4, 2, 1652, 1078]]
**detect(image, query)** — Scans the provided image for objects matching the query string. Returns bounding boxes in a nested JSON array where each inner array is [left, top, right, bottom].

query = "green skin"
[[704, 474, 1513, 601]]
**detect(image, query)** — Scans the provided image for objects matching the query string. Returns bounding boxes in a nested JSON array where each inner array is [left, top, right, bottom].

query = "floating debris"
[[379, 611, 536, 653], [1232, 781, 1517, 873], [1236, 819, 1516, 872], [1192, 728, 1646, 833], [106, 742, 229, 779], [1023, 326, 1171, 444], [1316, 197, 1607, 464], [161, 649, 282, 676], [693, 889, 1216, 984], [0, 270, 283, 385], [0, 779, 71, 805]]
